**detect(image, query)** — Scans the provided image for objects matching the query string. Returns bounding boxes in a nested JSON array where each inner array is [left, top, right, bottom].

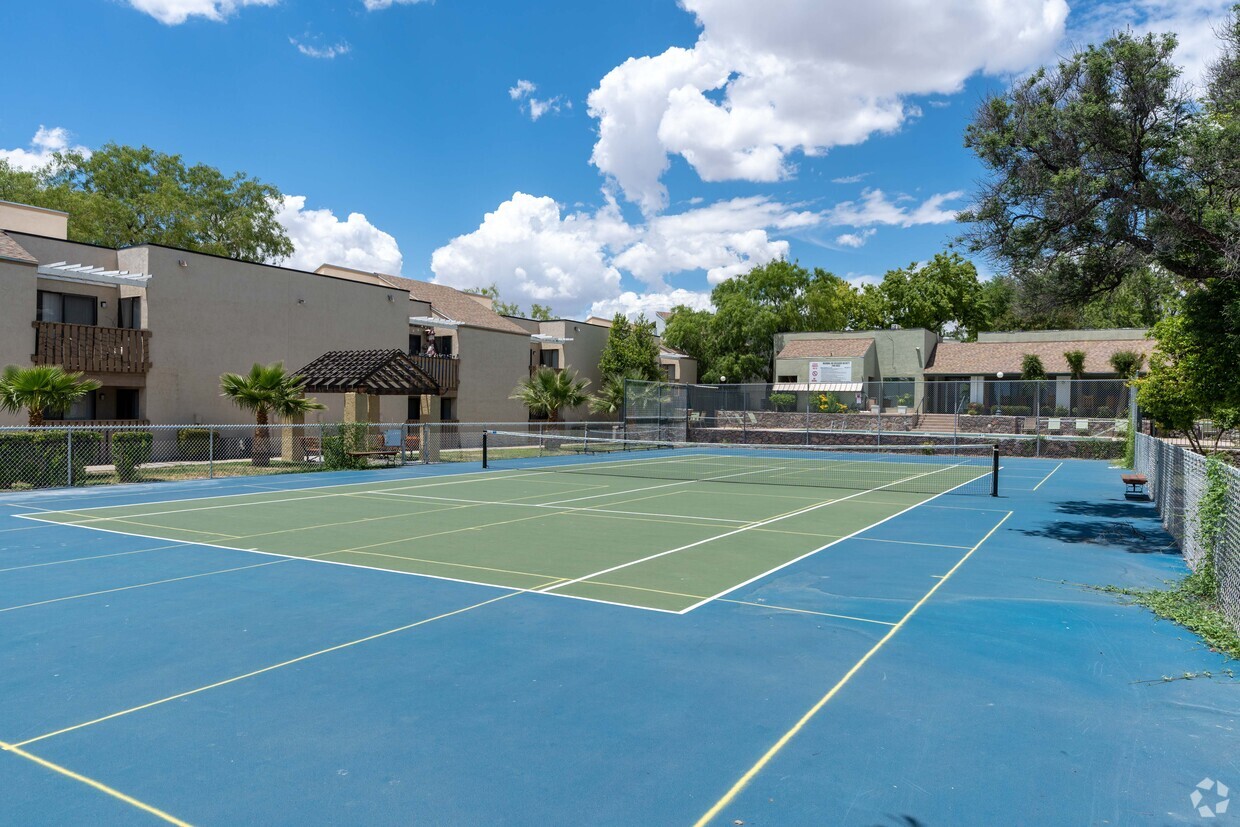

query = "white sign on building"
[[808, 360, 852, 383]]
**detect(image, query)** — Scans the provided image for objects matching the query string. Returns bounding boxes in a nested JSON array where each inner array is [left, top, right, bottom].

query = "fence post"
[[876, 406, 882, 448], [67, 429, 73, 487], [481, 431, 488, 469], [1035, 381, 1042, 457], [208, 429, 215, 479], [420, 423, 429, 464]]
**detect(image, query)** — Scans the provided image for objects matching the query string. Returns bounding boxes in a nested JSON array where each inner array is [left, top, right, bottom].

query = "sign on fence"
[[809, 361, 851, 383]]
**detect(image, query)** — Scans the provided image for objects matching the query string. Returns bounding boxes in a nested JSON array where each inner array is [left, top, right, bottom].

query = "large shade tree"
[[220, 363, 324, 466], [0, 365, 101, 426], [0, 143, 293, 263]]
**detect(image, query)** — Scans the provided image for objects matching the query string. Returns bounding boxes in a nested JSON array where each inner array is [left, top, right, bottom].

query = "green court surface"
[[23, 460, 980, 613]]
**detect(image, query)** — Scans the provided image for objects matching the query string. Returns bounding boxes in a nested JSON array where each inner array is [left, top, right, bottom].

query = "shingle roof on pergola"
[[295, 349, 440, 395]]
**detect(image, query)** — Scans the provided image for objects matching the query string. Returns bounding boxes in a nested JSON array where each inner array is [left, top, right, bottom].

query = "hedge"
[[0, 430, 104, 489], [112, 431, 153, 482]]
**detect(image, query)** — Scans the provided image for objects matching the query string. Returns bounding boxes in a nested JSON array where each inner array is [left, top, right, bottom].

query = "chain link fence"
[[1135, 432, 1240, 633], [623, 378, 1136, 456], [0, 420, 645, 491]]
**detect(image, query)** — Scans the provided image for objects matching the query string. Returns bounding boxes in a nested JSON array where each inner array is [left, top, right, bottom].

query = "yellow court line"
[[15, 585, 551, 749], [692, 511, 1013, 827], [0, 739, 192, 826]]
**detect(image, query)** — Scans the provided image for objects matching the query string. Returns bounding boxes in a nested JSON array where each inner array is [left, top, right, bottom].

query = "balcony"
[[33, 321, 152, 375], [410, 353, 459, 391]]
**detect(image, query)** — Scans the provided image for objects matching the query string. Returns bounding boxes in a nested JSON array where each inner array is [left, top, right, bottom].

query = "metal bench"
[[1121, 473, 1148, 495]]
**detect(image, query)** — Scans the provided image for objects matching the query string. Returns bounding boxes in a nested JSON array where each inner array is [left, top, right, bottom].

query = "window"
[[119, 297, 141, 330], [407, 396, 421, 421], [60, 391, 97, 421], [440, 397, 455, 421], [115, 389, 140, 420], [663, 364, 675, 381], [538, 349, 560, 368], [777, 375, 798, 383], [409, 334, 421, 355], [435, 336, 454, 356], [37, 291, 97, 325]]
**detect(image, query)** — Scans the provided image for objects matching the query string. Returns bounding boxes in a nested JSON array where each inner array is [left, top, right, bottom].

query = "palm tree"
[[511, 368, 590, 422], [220, 363, 324, 465], [589, 373, 639, 419], [1063, 350, 1086, 380], [0, 365, 101, 426]]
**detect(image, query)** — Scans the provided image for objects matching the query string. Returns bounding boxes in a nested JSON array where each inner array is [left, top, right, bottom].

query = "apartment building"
[[773, 326, 1153, 413], [0, 200, 413, 427], [1, 198, 699, 428]]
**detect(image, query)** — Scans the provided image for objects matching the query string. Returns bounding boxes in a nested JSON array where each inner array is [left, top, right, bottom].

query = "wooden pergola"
[[295, 349, 441, 396]]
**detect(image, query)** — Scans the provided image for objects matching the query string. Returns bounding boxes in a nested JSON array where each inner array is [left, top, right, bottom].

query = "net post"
[[991, 445, 1000, 497], [482, 431, 489, 469]]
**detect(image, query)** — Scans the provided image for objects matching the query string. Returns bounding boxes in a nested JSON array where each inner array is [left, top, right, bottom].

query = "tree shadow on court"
[[870, 816, 927, 827], [1017, 500, 1179, 555]]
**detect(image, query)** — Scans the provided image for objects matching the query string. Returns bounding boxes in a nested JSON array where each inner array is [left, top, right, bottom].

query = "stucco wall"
[[0, 258, 37, 426], [453, 326, 530, 423], [121, 246, 412, 425]]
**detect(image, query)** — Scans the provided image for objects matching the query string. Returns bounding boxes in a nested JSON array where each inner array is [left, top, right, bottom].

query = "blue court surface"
[[1, 455, 1237, 825]]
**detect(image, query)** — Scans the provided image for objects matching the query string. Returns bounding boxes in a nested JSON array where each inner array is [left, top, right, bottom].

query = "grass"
[[1099, 572, 1240, 661]]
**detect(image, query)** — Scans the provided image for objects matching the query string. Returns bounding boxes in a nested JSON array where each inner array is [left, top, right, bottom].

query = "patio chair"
[[1076, 419, 1090, 433], [1046, 418, 1061, 433]]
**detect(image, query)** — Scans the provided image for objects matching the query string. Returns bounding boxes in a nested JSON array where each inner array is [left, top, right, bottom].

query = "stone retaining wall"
[[714, 410, 919, 432]]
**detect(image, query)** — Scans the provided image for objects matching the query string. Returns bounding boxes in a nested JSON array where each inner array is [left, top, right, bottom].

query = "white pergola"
[[37, 261, 153, 287]]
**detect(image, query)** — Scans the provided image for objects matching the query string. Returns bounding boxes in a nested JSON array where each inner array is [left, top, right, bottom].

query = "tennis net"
[[483, 431, 998, 496]]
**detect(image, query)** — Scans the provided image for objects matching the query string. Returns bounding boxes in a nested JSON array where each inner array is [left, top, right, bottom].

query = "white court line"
[[718, 599, 897, 626], [538, 460, 973, 605], [854, 537, 972, 550], [675, 466, 990, 614], [1032, 462, 1064, 491], [0, 543, 190, 574], [364, 491, 752, 525]]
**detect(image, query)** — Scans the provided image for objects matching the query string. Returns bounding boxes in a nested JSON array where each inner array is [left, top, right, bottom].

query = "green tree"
[[1, 145, 293, 263], [877, 253, 985, 339], [1020, 354, 1047, 381], [961, 22, 1237, 306], [529, 303, 553, 321], [471, 284, 521, 316], [0, 365, 101, 427], [220, 363, 324, 466], [597, 313, 661, 382], [510, 367, 590, 422], [1063, 350, 1087, 380]]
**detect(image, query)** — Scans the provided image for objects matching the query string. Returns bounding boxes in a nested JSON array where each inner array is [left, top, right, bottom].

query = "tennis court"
[[1, 437, 1235, 825], [16, 437, 997, 613]]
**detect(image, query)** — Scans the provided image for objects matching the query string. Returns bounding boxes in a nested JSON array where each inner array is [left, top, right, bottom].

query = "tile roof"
[[0, 231, 37, 264], [925, 338, 1156, 375], [777, 338, 874, 359], [379, 275, 530, 335]]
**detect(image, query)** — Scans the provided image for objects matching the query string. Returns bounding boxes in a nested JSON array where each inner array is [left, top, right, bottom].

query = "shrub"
[[965, 402, 983, 416], [991, 405, 1031, 416], [768, 392, 797, 412], [0, 430, 101, 488], [177, 428, 221, 460], [112, 431, 153, 482], [816, 394, 847, 413], [1021, 353, 1047, 381], [1096, 406, 1114, 419], [896, 392, 913, 406], [1053, 406, 1069, 416], [322, 422, 371, 471]]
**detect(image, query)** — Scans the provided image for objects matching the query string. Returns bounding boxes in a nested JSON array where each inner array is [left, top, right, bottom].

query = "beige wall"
[[120, 246, 412, 425], [0, 258, 37, 426], [543, 319, 610, 420], [453, 326, 530, 423], [0, 202, 68, 239]]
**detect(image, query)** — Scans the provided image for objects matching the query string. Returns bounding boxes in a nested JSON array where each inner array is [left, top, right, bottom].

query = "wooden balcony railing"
[[33, 321, 152, 374], [409, 353, 459, 391]]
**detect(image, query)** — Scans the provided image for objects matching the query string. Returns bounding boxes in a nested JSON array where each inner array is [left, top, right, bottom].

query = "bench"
[[347, 448, 401, 466], [1121, 473, 1148, 495]]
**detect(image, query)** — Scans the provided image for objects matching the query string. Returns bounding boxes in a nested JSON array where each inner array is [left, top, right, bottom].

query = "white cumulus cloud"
[[274, 195, 403, 275], [508, 79, 567, 121], [123, 0, 277, 25], [290, 37, 351, 59], [590, 289, 715, 322], [587, 0, 1068, 213], [835, 229, 877, 248], [825, 188, 964, 228], [430, 191, 820, 318], [363, 0, 433, 10], [0, 126, 91, 171], [1073, 0, 1235, 86]]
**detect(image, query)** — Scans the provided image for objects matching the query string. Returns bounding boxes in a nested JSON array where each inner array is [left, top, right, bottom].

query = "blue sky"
[[1, 0, 1231, 320]]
